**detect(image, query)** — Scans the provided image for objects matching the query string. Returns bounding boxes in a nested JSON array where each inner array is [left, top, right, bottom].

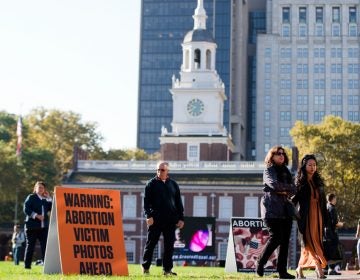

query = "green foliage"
[[290, 116, 360, 227], [94, 148, 160, 161], [26, 108, 104, 173]]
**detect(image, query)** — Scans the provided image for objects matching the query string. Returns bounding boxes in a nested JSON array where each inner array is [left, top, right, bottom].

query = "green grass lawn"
[[0, 262, 282, 279]]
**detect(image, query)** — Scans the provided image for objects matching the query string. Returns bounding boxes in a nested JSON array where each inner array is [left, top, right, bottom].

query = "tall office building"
[[137, 0, 231, 155], [256, 0, 360, 160]]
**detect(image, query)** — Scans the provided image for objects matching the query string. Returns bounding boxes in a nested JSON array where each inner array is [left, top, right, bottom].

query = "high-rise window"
[[193, 196, 207, 217], [332, 7, 340, 22], [349, 7, 357, 23], [299, 7, 307, 23], [316, 7, 323, 23], [282, 7, 290, 23]]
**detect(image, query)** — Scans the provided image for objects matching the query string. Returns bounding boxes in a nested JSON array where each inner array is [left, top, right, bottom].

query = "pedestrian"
[[23, 181, 52, 269], [356, 218, 360, 275], [11, 224, 25, 265], [324, 193, 344, 275], [141, 161, 184, 276], [292, 154, 327, 279], [256, 146, 295, 279]]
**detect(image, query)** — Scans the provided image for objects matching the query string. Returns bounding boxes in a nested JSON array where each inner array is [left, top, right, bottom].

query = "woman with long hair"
[[256, 146, 295, 279], [292, 154, 327, 279]]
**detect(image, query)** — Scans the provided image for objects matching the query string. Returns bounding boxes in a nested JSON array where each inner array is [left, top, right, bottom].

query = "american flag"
[[16, 116, 22, 157], [248, 239, 263, 256]]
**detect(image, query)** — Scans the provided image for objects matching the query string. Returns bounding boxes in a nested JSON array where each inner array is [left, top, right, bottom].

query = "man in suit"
[[23, 181, 52, 269]]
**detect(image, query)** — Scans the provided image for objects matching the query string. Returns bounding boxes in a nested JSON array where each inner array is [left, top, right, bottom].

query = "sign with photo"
[[229, 217, 278, 273], [173, 216, 216, 261]]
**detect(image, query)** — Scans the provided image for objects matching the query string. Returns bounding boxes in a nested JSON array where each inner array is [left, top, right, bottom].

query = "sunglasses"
[[157, 168, 166, 172], [275, 152, 286, 156]]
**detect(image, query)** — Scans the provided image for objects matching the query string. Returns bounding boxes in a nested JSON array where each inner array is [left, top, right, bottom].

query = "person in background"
[[141, 161, 184, 276], [292, 154, 327, 279], [256, 146, 295, 279], [11, 224, 25, 265], [324, 193, 344, 275], [23, 181, 52, 269], [356, 218, 360, 275]]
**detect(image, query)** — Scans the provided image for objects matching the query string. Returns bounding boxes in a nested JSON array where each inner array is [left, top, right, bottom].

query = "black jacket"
[[292, 181, 327, 243], [23, 193, 52, 229], [325, 203, 339, 241], [143, 176, 184, 225], [260, 165, 295, 220]]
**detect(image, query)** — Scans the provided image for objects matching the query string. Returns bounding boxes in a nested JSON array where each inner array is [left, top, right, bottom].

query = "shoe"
[[295, 267, 305, 279], [141, 266, 149, 275], [328, 270, 341, 275], [163, 270, 177, 276], [24, 266, 31, 269], [278, 272, 295, 279], [255, 261, 264, 277], [315, 268, 326, 279]]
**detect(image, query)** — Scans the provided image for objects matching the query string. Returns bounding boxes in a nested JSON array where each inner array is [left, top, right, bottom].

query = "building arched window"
[[194, 49, 201, 69], [206, 49, 211, 69], [185, 50, 190, 69]]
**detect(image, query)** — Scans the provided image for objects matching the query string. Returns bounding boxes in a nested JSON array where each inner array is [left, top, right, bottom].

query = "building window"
[[314, 95, 325, 105], [125, 240, 136, 263], [206, 49, 211, 69], [282, 25, 290, 37], [349, 7, 357, 23], [264, 127, 270, 137], [282, 7, 290, 23], [244, 197, 259, 218], [265, 63, 271, 73], [265, 48, 271, 57], [332, 7, 340, 23], [123, 195, 137, 218], [187, 144, 199, 161], [280, 111, 291, 121], [349, 24, 357, 37], [297, 95, 308, 105], [194, 49, 201, 69], [280, 95, 291, 105], [348, 48, 359, 58], [349, 95, 359, 105], [219, 196, 233, 219], [265, 95, 271, 105], [296, 111, 308, 121], [316, 7, 323, 23], [218, 242, 228, 261], [315, 24, 324, 36], [264, 143, 270, 153], [299, 25, 307, 37], [332, 24, 341, 36], [348, 111, 359, 121], [264, 111, 270, 121], [193, 196, 207, 217], [314, 111, 325, 122], [331, 95, 342, 105], [280, 127, 290, 137], [299, 7, 307, 23]]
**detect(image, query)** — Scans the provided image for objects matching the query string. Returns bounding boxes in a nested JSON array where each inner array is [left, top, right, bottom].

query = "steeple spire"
[[193, 0, 207, 30]]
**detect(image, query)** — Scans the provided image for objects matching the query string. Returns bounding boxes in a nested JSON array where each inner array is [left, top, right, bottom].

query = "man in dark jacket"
[[325, 193, 344, 275], [141, 162, 184, 276], [23, 181, 52, 269]]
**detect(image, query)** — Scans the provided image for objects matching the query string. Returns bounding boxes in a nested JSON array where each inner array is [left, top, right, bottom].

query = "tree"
[[290, 116, 360, 226], [26, 108, 104, 176], [94, 148, 159, 161]]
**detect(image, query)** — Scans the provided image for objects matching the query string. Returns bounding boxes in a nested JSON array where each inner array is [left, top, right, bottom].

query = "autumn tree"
[[290, 115, 360, 226], [26, 108, 104, 176]]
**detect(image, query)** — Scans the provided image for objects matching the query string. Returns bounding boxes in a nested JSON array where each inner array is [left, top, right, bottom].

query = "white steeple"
[[193, 0, 207, 30]]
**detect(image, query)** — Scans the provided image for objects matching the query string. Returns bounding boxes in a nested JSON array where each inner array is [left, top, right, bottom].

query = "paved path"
[[263, 270, 360, 279]]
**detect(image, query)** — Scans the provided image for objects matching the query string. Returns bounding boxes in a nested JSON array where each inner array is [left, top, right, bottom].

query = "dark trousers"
[[142, 223, 176, 272], [258, 218, 292, 273], [24, 228, 48, 268]]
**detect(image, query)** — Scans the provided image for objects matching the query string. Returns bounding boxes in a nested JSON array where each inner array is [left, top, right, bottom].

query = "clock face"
[[187, 98, 204, 117]]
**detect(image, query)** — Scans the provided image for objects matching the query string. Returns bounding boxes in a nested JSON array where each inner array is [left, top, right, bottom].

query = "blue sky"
[[0, 0, 140, 150]]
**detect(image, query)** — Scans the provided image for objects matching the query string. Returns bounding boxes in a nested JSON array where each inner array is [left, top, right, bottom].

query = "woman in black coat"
[[23, 181, 52, 269], [292, 154, 328, 279], [256, 146, 295, 279]]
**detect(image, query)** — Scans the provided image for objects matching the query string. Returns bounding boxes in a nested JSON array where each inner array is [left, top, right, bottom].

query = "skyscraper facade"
[[256, 0, 360, 160], [137, 0, 231, 155]]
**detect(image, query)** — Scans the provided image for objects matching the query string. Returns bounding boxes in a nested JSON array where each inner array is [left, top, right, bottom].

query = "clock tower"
[[160, 0, 234, 161]]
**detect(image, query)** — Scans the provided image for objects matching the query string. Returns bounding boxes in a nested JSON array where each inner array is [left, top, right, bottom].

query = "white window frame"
[[187, 144, 199, 161], [244, 196, 259, 218], [123, 195, 137, 218], [219, 196, 233, 219], [125, 240, 136, 263], [193, 196, 207, 217]]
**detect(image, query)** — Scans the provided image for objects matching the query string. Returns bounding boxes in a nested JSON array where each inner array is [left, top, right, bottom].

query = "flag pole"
[[14, 115, 23, 224]]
